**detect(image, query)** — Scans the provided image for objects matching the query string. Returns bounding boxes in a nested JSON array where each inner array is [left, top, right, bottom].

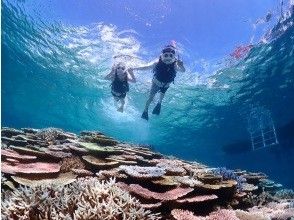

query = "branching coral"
[[213, 167, 246, 192], [1, 177, 161, 220]]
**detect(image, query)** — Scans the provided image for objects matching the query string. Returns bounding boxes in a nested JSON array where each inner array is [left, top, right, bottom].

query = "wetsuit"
[[111, 72, 129, 99], [151, 59, 176, 94]]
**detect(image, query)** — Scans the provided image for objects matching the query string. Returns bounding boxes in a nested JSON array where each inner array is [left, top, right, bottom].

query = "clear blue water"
[[2, 0, 294, 188]]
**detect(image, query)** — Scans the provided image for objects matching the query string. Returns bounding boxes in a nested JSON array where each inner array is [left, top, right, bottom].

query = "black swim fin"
[[152, 103, 161, 115], [141, 111, 149, 120]]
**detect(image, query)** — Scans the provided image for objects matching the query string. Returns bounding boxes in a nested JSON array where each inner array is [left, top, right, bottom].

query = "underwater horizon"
[[2, 0, 294, 189]]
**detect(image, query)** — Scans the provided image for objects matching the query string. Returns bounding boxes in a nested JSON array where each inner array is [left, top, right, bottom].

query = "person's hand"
[[177, 60, 184, 67]]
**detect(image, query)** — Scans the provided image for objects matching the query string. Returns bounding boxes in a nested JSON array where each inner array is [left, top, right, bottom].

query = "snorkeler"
[[105, 62, 136, 112], [132, 44, 185, 120]]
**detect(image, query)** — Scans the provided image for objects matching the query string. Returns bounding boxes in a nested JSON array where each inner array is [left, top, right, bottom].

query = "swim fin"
[[141, 111, 149, 120], [117, 106, 124, 113], [152, 103, 161, 115]]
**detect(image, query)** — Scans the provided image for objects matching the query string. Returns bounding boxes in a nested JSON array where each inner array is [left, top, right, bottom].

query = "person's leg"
[[142, 82, 159, 120], [144, 91, 156, 112], [152, 87, 168, 115], [117, 98, 125, 112], [158, 92, 166, 104], [113, 96, 119, 108]]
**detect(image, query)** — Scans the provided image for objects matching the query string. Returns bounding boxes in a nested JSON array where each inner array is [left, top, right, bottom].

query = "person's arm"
[[105, 68, 115, 81], [127, 68, 136, 83], [175, 60, 186, 72], [132, 62, 156, 71]]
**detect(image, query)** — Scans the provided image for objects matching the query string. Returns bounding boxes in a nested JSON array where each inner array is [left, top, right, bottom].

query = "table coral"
[[120, 165, 166, 179]]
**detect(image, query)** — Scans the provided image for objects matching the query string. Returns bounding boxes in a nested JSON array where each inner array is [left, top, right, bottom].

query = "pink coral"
[[207, 209, 239, 220], [171, 209, 204, 220], [141, 202, 162, 209], [176, 194, 218, 203], [117, 182, 193, 201], [1, 149, 37, 161], [1, 161, 60, 175]]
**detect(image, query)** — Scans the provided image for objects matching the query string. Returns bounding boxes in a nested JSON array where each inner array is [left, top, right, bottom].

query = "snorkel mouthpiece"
[[161, 45, 176, 64]]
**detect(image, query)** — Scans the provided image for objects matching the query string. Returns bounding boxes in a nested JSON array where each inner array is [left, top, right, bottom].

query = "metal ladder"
[[247, 106, 279, 151]]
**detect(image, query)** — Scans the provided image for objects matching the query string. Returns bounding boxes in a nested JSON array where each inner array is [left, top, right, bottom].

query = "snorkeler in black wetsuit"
[[132, 44, 185, 120], [105, 62, 136, 112]]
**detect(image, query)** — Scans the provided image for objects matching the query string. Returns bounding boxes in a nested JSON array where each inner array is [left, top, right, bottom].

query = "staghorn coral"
[[1, 177, 161, 220]]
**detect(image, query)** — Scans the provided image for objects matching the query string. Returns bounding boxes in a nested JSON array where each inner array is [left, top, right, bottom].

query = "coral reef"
[[1, 178, 160, 220], [120, 165, 166, 179], [117, 182, 194, 201], [1, 127, 294, 219], [212, 167, 246, 192]]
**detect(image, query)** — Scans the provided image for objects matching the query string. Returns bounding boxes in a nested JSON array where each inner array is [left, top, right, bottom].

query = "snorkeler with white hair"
[[132, 43, 186, 120], [105, 62, 136, 112]]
